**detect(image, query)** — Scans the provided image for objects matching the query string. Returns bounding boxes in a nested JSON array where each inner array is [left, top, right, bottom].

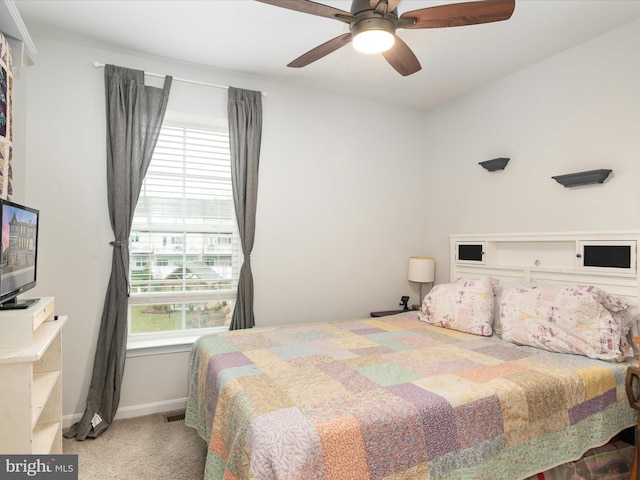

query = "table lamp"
[[408, 256, 435, 308]]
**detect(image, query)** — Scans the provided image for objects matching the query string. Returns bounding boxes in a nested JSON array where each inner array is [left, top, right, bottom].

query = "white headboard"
[[450, 231, 640, 301]]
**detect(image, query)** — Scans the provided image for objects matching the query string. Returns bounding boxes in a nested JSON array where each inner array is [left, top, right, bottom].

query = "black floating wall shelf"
[[551, 169, 612, 188], [479, 157, 510, 172]]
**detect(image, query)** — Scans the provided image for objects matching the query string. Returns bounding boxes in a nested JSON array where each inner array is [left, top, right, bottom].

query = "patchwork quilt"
[[185, 312, 635, 480]]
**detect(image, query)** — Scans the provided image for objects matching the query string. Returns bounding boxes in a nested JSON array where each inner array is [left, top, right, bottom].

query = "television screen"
[[0, 199, 39, 308]]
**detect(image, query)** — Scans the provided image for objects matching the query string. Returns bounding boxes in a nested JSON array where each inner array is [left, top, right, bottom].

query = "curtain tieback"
[[110, 240, 130, 296]]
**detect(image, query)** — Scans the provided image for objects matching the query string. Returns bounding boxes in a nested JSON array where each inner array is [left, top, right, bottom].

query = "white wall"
[[416, 19, 640, 282], [16, 17, 640, 422], [20, 38, 425, 422], [254, 88, 427, 325]]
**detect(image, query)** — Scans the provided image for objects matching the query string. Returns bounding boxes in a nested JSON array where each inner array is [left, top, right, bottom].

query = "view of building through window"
[[128, 122, 238, 336]]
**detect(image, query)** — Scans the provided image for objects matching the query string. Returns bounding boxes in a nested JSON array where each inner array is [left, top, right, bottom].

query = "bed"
[[186, 231, 640, 480]]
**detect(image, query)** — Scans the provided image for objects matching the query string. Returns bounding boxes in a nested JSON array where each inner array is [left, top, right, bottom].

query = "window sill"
[[126, 324, 228, 357], [126, 334, 205, 358]]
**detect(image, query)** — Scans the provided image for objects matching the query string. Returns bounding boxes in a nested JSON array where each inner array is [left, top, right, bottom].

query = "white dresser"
[[0, 297, 66, 454]]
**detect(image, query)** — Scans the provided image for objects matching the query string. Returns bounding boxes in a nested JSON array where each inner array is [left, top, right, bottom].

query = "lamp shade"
[[408, 257, 435, 283]]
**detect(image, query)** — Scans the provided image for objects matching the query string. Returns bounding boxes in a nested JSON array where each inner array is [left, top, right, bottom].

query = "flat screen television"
[[0, 199, 39, 310]]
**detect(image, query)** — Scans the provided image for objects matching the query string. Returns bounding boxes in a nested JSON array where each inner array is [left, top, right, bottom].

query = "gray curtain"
[[65, 65, 171, 440], [228, 87, 262, 330]]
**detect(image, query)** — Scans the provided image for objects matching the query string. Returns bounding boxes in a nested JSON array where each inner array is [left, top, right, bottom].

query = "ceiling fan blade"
[[256, 0, 354, 23], [369, 0, 400, 12], [288, 33, 352, 68], [400, 0, 515, 29], [382, 36, 422, 76]]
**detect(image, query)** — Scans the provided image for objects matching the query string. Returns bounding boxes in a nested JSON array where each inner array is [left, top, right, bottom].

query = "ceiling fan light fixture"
[[351, 18, 395, 54], [353, 29, 395, 54]]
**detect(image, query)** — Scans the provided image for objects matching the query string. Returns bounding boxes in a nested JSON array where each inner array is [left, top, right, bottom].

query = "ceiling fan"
[[256, 0, 516, 76]]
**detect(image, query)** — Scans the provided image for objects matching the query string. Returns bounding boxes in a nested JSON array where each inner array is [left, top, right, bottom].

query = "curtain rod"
[[92, 62, 266, 96]]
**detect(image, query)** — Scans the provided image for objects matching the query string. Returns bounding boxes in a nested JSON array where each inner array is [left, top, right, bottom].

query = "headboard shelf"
[[450, 231, 640, 299], [454, 263, 638, 277]]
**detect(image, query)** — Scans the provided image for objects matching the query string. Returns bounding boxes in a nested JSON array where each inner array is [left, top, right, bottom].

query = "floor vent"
[[164, 411, 186, 423]]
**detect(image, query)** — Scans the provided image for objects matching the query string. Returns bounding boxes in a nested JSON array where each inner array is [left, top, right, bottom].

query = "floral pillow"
[[500, 284, 631, 361], [419, 277, 496, 336], [623, 301, 640, 355], [493, 282, 536, 336]]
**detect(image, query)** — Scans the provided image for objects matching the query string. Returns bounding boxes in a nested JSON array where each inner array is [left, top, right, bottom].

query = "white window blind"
[[128, 122, 238, 337]]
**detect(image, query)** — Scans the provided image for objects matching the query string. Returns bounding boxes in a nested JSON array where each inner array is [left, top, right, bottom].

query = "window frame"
[[127, 116, 238, 352]]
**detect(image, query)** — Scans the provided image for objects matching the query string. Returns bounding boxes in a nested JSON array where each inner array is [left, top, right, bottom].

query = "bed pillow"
[[419, 277, 496, 336], [493, 282, 537, 336], [500, 284, 631, 361], [623, 300, 640, 355]]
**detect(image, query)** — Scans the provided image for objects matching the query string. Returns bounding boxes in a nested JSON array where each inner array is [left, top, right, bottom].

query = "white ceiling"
[[12, 0, 640, 110]]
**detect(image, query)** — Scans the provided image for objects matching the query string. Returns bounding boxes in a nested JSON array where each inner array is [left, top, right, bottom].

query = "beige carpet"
[[63, 413, 207, 480]]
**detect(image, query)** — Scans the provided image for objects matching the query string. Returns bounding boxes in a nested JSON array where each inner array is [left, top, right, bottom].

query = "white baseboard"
[[62, 398, 188, 429]]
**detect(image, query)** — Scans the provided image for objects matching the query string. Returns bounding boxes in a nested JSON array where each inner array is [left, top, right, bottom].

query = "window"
[[128, 121, 238, 343]]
